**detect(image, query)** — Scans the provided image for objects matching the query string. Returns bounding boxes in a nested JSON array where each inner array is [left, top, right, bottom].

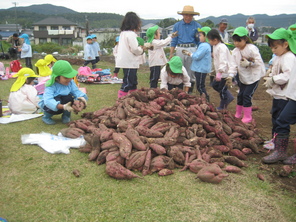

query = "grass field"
[[0, 58, 295, 222]]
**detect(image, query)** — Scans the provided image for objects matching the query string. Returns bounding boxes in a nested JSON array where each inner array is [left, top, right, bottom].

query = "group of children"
[[6, 11, 296, 164], [83, 34, 101, 69]]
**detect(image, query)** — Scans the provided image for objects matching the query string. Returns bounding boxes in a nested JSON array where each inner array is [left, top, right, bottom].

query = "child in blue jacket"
[[18, 34, 32, 69]]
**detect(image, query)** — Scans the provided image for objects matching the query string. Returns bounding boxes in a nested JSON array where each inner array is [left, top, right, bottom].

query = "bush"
[[32, 42, 63, 54], [257, 44, 273, 63]]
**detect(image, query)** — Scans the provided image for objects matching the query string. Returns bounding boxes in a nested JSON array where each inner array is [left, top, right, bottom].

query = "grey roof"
[[33, 17, 77, 26]]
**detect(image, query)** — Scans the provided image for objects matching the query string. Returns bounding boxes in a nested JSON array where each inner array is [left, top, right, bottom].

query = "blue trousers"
[[275, 99, 296, 135], [271, 98, 288, 136], [237, 80, 259, 107], [149, 66, 161, 88], [194, 72, 208, 96], [120, 68, 138, 92], [212, 78, 228, 100], [168, 83, 184, 90], [43, 94, 74, 115]]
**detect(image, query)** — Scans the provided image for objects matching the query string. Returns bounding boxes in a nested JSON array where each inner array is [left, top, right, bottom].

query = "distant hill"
[[0, 4, 295, 29]]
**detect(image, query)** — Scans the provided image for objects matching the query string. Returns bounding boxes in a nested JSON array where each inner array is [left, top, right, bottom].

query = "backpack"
[[10, 60, 22, 72]]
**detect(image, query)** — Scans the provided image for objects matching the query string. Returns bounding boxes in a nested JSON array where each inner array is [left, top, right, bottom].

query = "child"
[[206, 29, 235, 110], [146, 25, 177, 88], [18, 34, 32, 69], [8, 68, 40, 114], [112, 36, 120, 78], [91, 34, 101, 64], [35, 59, 52, 83], [83, 36, 96, 69], [227, 27, 265, 123], [159, 56, 191, 92], [38, 60, 88, 125], [115, 12, 145, 98], [261, 28, 296, 151], [44, 54, 57, 68], [182, 27, 212, 101]]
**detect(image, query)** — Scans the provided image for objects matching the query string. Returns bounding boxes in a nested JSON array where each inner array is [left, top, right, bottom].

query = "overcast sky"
[[1, 0, 295, 19]]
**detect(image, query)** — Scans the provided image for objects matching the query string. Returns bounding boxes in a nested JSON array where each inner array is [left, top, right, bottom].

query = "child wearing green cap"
[[182, 27, 212, 101], [227, 26, 265, 124], [8, 68, 40, 114], [38, 60, 88, 125], [146, 25, 178, 88], [206, 29, 235, 110], [159, 56, 191, 92], [260, 28, 296, 158], [116, 12, 145, 98]]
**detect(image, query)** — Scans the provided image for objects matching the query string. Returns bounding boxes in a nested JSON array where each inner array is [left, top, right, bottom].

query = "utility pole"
[[12, 2, 18, 33]]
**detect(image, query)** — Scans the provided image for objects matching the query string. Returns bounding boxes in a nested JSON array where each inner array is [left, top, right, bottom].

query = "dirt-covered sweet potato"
[[196, 164, 229, 184], [150, 155, 175, 173], [149, 143, 166, 155], [158, 169, 174, 176], [167, 145, 185, 165], [224, 156, 248, 168], [125, 127, 146, 151], [223, 165, 242, 173], [125, 151, 147, 170], [106, 161, 143, 180], [135, 125, 164, 138], [112, 133, 132, 159]]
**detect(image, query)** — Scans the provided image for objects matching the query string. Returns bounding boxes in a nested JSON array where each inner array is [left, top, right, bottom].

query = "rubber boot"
[[42, 111, 55, 125], [262, 135, 288, 164], [216, 99, 228, 111], [241, 107, 252, 123], [62, 110, 71, 124], [209, 76, 214, 86], [118, 90, 128, 98], [283, 154, 296, 165], [235, 105, 243, 118]]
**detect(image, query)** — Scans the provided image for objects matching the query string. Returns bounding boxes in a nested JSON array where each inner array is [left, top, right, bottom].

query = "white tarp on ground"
[[0, 113, 43, 124]]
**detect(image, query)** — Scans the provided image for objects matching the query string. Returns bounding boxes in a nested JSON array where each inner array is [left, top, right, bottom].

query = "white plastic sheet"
[[0, 113, 43, 124], [21, 132, 86, 154]]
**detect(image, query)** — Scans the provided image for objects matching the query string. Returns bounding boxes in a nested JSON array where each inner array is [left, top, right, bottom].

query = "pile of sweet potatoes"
[[68, 87, 264, 183]]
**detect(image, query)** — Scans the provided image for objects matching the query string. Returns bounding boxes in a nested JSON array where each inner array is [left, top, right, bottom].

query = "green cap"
[[137, 37, 144, 46], [146, 25, 159, 43], [46, 60, 78, 87], [266, 28, 291, 40], [168, 56, 183, 74], [198, 26, 211, 36], [233, 27, 248, 37]]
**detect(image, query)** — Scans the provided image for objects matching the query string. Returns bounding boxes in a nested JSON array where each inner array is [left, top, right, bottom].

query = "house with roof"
[[32, 17, 85, 45], [0, 24, 22, 40]]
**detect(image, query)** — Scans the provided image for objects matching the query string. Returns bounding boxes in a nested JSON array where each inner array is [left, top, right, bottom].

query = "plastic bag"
[[21, 132, 86, 154]]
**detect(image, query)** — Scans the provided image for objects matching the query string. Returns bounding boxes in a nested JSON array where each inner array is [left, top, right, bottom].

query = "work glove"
[[216, 72, 222, 81], [225, 76, 233, 88], [60, 127, 84, 138], [144, 42, 154, 50], [263, 76, 274, 88], [240, 58, 250, 68], [78, 97, 87, 107], [182, 49, 191, 56], [63, 102, 74, 112], [265, 68, 272, 77], [171, 31, 178, 38]]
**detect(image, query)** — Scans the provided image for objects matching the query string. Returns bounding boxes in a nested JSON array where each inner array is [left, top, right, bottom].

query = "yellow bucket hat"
[[35, 59, 52, 77], [10, 68, 40, 92], [44, 54, 57, 65]]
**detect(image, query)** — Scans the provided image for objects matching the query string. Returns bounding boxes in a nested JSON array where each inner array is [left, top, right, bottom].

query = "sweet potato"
[[106, 161, 143, 180], [196, 164, 229, 184], [229, 149, 247, 160], [112, 133, 132, 159], [224, 156, 248, 168], [146, 137, 177, 146], [188, 147, 209, 173], [125, 127, 146, 151], [241, 148, 253, 155], [150, 155, 175, 173], [158, 169, 174, 176], [101, 140, 117, 150], [135, 125, 164, 138], [213, 145, 230, 153], [142, 149, 152, 176], [223, 165, 242, 173], [88, 149, 100, 161], [149, 143, 166, 155], [125, 151, 147, 170], [167, 145, 185, 165], [106, 150, 125, 165]]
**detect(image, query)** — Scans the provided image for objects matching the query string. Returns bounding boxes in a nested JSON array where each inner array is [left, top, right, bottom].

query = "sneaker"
[[264, 139, 273, 144], [263, 141, 275, 150]]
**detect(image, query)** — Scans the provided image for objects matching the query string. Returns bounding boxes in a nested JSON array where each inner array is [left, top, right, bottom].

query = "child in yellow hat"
[[8, 68, 40, 114], [38, 60, 88, 125], [159, 56, 191, 92]]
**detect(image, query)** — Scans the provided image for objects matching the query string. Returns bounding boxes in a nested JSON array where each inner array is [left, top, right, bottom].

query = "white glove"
[[171, 31, 178, 38], [78, 97, 87, 107], [265, 68, 272, 77], [240, 58, 250, 68], [225, 76, 233, 88], [263, 77, 274, 88], [63, 102, 74, 112], [182, 49, 191, 56]]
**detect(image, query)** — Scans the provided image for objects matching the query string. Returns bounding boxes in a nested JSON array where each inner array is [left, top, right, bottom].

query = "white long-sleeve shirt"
[[160, 65, 191, 89], [285, 61, 296, 101], [148, 36, 172, 67], [115, 31, 143, 68], [212, 42, 236, 78], [266, 51, 296, 100], [8, 84, 39, 114], [232, 44, 265, 85]]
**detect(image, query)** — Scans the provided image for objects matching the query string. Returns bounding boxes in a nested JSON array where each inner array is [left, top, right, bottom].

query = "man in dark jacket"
[[246, 17, 259, 42], [7, 33, 23, 59]]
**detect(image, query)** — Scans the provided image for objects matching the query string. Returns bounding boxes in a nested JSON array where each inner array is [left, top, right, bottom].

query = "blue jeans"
[[194, 72, 208, 96], [121, 68, 138, 92], [237, 80, 259, 107], [275, 99, 296, 135]]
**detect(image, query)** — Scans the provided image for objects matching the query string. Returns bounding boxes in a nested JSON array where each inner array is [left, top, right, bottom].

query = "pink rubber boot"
[[235, 105, 243, 118], [118, 90, 128, 98], [242, 107, 252, 123]]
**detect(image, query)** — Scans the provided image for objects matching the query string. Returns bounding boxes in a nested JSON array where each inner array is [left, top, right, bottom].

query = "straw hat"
[[177, 5, 200, 16]]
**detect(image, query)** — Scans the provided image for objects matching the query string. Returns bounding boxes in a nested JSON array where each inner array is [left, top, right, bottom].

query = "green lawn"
[[0, 58, 295, 222]]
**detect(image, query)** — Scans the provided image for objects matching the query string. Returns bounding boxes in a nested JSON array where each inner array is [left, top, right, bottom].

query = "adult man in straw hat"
[[170, 5, 202, 94]]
